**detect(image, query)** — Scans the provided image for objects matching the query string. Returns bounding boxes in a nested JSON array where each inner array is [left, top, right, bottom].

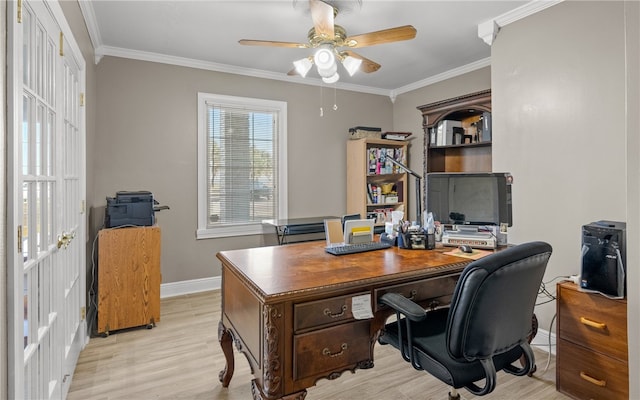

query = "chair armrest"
[[379, 292, 427, 322]]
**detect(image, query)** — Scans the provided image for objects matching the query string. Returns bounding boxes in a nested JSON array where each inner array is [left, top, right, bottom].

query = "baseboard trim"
[[531, 327, 556, 355], [160, 276, 221, 298]]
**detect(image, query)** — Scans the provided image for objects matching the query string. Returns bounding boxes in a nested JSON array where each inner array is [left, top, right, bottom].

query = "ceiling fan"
[[239, 0, 417, 83]]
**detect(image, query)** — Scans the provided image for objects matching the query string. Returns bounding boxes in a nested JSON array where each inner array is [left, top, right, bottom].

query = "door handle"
[[57, 231, 75, 249]]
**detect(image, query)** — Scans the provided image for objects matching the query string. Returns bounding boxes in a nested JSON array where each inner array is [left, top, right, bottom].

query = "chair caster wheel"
[[528, 363, 537, 377], [448, 392, 460, 400]]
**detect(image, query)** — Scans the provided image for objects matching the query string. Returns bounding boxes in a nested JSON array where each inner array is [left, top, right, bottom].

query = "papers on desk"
[[351, 294, 374, 319], [444, 248, 493, 260]]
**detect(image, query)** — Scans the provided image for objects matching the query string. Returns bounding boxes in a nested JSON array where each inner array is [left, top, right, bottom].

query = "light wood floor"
[[68, 290, 570, 400]]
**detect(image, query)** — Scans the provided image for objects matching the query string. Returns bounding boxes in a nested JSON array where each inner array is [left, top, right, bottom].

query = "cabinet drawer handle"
[[580, 317, 607, 330], [324, 304, 348, 318], [322, 343, 348, 358], [580, 371, 606, 387], [406, 289, 417, 301]]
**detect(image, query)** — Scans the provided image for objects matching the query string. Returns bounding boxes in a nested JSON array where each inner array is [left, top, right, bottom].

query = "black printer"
[[105, 191, 164, 228]]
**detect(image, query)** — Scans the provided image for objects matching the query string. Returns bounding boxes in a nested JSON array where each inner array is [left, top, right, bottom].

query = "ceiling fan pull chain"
[[319, 84, 324, 117], [333, 85, 338, 111]]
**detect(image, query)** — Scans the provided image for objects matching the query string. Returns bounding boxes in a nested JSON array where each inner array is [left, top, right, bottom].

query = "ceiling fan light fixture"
[[293, 57, 313, 77], [342, 56, 362, 76], [322, 72, 340, 84], [314, 45, 335, 70], [316, 58, 337, 79]]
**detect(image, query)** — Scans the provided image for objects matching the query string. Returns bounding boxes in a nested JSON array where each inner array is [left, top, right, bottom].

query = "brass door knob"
[[57, 231, 75, 249]]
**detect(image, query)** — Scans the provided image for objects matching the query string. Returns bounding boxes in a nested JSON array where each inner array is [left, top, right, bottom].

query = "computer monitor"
[[343, 219, 375, 244], [426, 172, 513, 227]]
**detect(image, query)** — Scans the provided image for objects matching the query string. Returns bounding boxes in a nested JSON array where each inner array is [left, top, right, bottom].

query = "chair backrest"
[[446, 241, 552, 361]]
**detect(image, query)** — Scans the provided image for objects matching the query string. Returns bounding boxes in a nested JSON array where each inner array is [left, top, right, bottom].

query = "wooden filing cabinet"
[[556, 282, 628, 399], [97, 226, 161, 335]]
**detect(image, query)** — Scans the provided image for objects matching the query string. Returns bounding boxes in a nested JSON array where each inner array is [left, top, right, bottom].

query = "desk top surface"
[[217, 241, 482, 300]]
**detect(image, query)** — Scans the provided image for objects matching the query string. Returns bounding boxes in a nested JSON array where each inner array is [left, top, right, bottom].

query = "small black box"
[[106, 191, 155, 228], [580, 220, 626, 298]]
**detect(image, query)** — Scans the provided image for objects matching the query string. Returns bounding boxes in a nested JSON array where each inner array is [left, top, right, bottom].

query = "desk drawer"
[[558, 284, 627, 361], [294, 292, 368, 332], [557, 338, 628, 400], [293, 320, 372, 381], [374, 273, 458, 312]]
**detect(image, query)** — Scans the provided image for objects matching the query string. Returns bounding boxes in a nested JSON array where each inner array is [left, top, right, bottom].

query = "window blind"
[[206, 103, 277, 227]]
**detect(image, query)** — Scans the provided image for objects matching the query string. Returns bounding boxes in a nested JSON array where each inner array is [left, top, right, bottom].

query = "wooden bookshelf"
[[346, 138, 409, 228], [418, 89, 492, 173]]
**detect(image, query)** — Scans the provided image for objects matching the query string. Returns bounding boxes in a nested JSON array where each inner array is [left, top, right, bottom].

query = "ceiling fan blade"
[[287, 67, 300, 76], [345, 25, 417, 48], [310, 0, 335, 39], [239, 39, 308, 49], [342, 50, 381, 73]]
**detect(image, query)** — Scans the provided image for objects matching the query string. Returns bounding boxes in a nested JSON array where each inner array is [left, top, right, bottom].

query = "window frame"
[[196, 92, 288, 239]]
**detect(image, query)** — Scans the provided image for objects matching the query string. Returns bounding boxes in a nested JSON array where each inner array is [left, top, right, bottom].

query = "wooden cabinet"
[[97, 226, 161, 335], [417, 89, 492, 173], [556, 282, 628, 399], [346, 138, 408, 228]]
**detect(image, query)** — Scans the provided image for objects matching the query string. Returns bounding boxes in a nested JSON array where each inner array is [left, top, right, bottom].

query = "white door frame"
[[6, 1, 86, 398]]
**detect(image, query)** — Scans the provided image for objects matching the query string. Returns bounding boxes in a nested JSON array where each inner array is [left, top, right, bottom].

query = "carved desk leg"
[[218, 320, 235, 387], [251, 380, 307, 400]]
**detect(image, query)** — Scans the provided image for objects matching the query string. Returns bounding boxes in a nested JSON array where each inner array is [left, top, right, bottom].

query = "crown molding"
[[81, 0, 563, 99], [478, 0, 564, 45], [78, 0, 103, 63], [95, 45, 391, 96], [391, 58, 491, 99]]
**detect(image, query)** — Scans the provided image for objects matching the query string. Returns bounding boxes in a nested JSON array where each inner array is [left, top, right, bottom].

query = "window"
[[197, 93, 287, 238]]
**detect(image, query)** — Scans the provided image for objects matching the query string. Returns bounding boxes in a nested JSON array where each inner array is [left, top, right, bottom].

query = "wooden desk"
[[216, 241, 477, 400]]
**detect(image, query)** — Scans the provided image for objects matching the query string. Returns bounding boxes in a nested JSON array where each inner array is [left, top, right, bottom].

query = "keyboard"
[[325, 241, 392, 256]]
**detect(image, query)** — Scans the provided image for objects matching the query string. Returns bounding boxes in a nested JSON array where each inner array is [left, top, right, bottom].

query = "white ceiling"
[[80, 1, 543, 95]]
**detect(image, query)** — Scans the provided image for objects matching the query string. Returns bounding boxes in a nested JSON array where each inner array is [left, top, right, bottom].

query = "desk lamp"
[[387, 157, 422, 226]]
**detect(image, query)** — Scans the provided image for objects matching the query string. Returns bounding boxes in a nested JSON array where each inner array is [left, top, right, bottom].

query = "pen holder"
[[400, 232, 434, 250]]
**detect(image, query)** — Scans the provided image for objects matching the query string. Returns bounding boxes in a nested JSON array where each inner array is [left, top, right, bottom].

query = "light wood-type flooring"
[[68, 290, 570, 400]]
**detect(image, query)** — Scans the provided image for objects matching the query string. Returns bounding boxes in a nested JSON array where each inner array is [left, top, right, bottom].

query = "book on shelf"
[[367, 146, 406, 175], [366, 183, 374, 203]]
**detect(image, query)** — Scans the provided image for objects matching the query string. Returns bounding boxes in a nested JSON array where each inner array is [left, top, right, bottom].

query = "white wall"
[[491, 1, 638, 396], [94, 57, 394, 284]]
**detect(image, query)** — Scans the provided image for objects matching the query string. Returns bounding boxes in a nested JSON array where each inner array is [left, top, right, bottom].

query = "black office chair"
[[378, 241, 552, 399]]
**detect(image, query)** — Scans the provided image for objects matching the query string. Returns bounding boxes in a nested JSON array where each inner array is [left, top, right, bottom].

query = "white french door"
[[8, 1, 86, 398]]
